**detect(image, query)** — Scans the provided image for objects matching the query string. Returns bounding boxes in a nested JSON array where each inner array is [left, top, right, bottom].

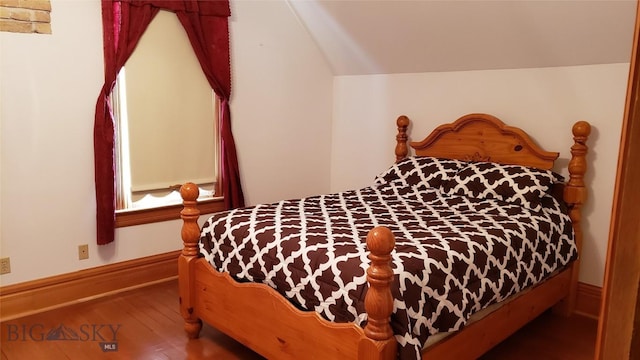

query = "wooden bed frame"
[[178, 113, 591, 359]]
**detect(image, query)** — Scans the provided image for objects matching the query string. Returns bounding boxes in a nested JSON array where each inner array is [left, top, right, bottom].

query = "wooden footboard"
[[179, 184, 397, 360]]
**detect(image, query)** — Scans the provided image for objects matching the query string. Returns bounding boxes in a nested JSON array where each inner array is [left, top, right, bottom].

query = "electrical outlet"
[[0, 257, 11, 274], [78, 244, 89, 260]]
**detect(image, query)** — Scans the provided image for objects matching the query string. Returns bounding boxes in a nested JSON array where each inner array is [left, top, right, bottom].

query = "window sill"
[[115, 197, 225, 228]]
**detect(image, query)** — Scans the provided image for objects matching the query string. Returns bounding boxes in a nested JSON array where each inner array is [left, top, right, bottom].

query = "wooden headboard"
[[394, 113, 559, 170], [394, 113, 591, 315]]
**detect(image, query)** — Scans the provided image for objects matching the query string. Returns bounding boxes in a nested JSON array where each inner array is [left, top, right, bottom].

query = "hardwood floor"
[[0, 279, 597, 359]]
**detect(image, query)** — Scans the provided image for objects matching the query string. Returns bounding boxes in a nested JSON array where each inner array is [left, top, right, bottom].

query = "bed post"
[[556, 121, 591, 316], [179, 182, 203, 338], [395, 115, 410, 162], [359, 226, 397, 360]]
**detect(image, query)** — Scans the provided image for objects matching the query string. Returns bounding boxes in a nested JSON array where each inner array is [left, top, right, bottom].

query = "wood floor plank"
[[480, 311, 598, 360], [0, 279, 597, 360]]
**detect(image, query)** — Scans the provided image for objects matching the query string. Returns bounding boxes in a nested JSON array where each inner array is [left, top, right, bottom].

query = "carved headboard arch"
[[396, 113, 560, 170]]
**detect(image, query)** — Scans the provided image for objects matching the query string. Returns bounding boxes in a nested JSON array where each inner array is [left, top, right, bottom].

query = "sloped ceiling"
[[286, 0, 637, 75]]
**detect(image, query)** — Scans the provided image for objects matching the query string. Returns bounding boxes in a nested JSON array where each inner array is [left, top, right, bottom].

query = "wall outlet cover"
[[78, 245, 89, 260], [0, 257, 11, 274]]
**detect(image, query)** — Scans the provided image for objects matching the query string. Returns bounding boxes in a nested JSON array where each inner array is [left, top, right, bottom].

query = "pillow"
[[374, 156, 463, 188], [440, 161, 564, 212]]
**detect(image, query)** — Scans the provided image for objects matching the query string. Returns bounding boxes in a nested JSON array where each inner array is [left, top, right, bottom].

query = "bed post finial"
[[180, 183, 201, 257], [558, 121, 591, 316], [361, 227, 397, 358], [565, 120, 590, 209], [395, 116, 410, 162], [360, 226, 396, 359], [179, 182, 203, 338]]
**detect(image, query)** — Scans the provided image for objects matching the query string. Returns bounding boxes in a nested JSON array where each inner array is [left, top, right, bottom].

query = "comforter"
[[198, 157, 577, 359]]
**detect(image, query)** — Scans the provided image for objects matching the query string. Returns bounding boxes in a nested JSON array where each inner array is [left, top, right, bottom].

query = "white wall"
[[0, 0, 333, 286], [331, 63, 630, 286], [230, 0, 333, 205], [1, 0, 105, 286]]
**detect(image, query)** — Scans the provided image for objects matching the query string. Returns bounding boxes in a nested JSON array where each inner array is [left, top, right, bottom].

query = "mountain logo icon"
[[46, 324, 80, 341]]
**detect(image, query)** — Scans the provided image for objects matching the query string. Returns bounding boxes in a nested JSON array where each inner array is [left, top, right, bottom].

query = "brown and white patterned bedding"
[[198, 157, 577, 360]]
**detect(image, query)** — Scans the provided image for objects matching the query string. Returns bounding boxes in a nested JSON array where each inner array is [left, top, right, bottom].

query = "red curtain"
[[94, 0, 244, 245], [175, 7, 245, 211]]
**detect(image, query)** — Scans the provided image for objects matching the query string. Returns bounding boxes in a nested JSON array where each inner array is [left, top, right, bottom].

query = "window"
[[111, 10, 224, 227]]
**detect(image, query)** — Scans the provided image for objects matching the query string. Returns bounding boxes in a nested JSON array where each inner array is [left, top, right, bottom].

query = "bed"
[[178, 113, 591, 359]]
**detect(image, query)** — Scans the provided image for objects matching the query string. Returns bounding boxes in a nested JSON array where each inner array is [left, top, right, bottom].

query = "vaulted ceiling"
[[286, 0, 637, 75]]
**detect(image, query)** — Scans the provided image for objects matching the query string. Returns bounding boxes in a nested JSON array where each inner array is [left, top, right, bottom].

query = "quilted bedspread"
[[198, 164, 576, 359]]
